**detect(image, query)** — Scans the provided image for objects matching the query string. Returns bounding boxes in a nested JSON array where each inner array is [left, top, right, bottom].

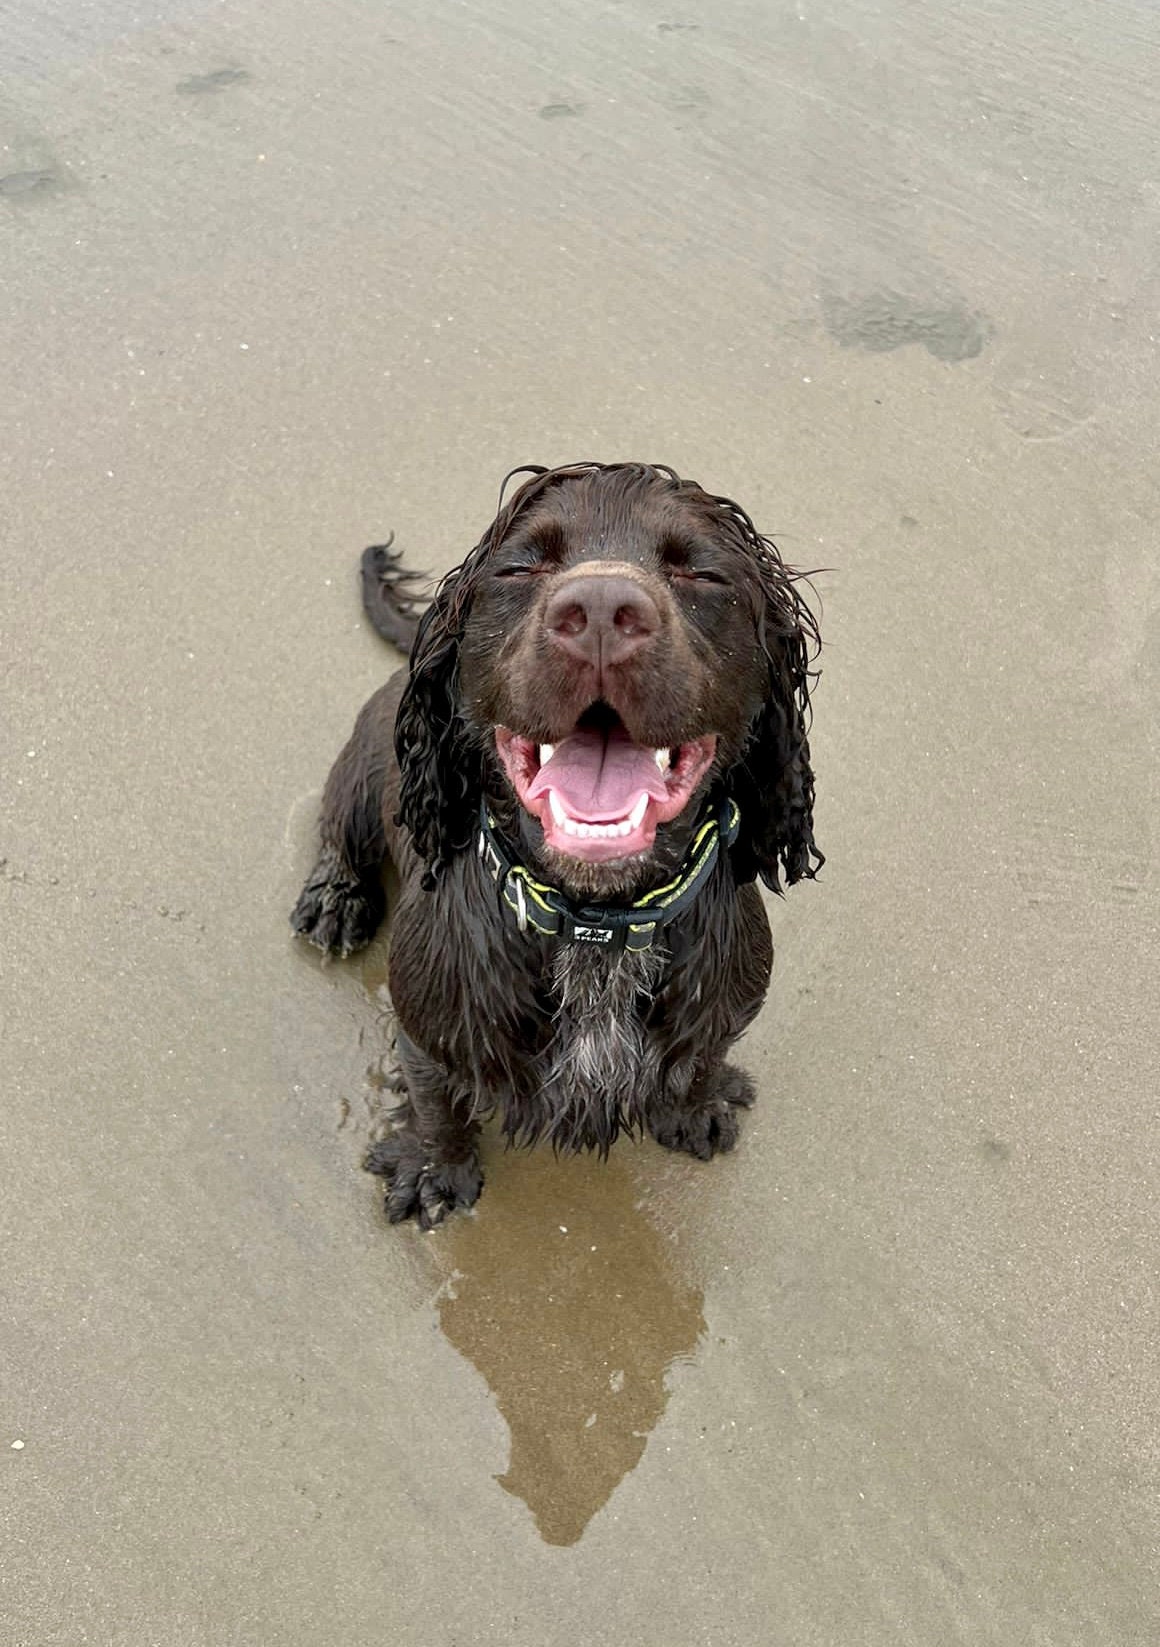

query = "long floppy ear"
[[393, 562, 482, 884], [727, 552, 824, 893], [393, 464, 567, 882]]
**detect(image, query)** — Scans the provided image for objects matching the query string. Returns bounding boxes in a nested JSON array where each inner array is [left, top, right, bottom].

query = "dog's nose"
[[543, 573, 660, 669]]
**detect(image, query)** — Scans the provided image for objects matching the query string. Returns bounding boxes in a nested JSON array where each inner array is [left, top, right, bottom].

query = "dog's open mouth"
[[494, 706, 717, 863]]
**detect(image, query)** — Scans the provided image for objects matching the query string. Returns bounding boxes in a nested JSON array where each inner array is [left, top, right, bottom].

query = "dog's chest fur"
[[534, 945, 664, 1148]]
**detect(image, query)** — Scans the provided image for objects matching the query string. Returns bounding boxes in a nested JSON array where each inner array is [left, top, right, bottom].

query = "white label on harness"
[[572, 925, 614, 943]]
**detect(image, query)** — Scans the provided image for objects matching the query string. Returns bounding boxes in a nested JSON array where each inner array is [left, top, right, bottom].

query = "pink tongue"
[[527, 725, 670, 821]]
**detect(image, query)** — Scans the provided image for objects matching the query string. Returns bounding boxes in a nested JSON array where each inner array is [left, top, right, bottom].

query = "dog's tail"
[[359, 536, 430, 653]]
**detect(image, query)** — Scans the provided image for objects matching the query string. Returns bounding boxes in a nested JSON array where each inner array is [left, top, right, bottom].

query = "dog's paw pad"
[[291, 866, 381, 958], [364, 1135, 483, 1228], [649, 1068, 754, 1160], [651, 1104, 741, 1160]]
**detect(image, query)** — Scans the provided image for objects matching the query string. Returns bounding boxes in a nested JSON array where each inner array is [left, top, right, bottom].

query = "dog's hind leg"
[[291, 684, 397, 957], [364, 1033, 483, 1229]]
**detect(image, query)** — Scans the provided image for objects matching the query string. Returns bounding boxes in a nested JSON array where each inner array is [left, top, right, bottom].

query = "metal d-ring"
[[513, 875, 529, 933]]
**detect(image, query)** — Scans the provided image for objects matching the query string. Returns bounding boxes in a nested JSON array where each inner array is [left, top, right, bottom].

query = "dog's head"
[[396, 463, 822, 899]]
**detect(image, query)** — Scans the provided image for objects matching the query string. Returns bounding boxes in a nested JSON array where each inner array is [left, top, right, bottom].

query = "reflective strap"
[[499, 868, 561, 937], [479, 797, 740, 950]]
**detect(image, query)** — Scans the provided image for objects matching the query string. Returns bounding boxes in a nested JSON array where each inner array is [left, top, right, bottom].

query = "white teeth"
[[553, 819, 634, 840], [653, 748, 671, 773], [545, 789, 650, 842], [539, 744, 556, 764]]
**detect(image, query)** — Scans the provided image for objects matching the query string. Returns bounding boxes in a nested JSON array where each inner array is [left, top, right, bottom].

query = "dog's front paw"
[[364, 1133, 483, 1230], [291, 850, 382, 958], [648, 1066, 755, 1161]]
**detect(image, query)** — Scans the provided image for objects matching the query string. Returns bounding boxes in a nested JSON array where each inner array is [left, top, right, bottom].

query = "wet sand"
[[3, 1, 1158, 1640]]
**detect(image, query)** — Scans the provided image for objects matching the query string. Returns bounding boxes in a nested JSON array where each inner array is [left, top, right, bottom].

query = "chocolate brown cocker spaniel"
[[292, 462, 822, 1227]]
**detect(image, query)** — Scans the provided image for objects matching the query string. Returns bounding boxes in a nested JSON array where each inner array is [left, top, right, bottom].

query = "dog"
[[292, 462, 822, 1228]]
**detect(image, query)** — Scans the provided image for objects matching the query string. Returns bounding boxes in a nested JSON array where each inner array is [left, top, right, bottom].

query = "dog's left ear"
[[727, 557, 824, 893], [394, 563, 481, 884]]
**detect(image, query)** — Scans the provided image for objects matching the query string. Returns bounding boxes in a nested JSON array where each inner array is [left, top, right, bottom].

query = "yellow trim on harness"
[[485, 799, 740, 949]]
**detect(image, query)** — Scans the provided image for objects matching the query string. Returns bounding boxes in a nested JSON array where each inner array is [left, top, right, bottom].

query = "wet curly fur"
[[292, 462, 822, 1227]]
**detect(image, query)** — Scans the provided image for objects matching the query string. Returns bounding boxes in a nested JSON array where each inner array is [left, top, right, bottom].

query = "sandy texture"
[[3, 1, 1158, 1641]]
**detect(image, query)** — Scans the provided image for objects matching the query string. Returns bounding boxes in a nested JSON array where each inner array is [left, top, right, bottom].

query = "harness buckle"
[[478, 827, 504, 886]]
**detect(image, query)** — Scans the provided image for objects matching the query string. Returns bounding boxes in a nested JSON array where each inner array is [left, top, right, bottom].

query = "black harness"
[[476, 797, 741, 953]]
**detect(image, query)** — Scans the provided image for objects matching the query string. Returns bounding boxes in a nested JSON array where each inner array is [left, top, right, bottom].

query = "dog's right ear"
[[394, 563, 482, 885], [393, 464, 580, 883]]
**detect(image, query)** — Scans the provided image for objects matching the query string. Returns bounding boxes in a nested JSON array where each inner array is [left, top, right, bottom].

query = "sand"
[[3, 1, 1158, 1640]]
